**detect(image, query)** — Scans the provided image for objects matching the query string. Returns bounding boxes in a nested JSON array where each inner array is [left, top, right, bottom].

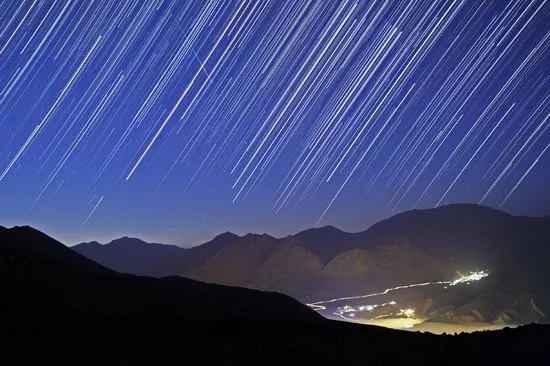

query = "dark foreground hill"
[[3, 224, 550, 365], [2, 226, 317, 323]]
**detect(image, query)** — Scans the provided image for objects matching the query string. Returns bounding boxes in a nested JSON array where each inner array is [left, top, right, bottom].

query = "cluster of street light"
[[308, 270, 490, 321], [448, 270, 489, 286], [334, 300, 418, 321], [335, 300, 398, 317]]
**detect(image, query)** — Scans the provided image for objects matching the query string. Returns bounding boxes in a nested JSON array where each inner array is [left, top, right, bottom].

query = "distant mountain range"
[[72, 204, 550, 327], [4, 216, 550, 364], [74, 232, 239, 277]]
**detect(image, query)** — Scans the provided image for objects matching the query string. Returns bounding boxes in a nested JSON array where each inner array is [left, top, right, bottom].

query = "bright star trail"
[[1, 0, 549, 245]]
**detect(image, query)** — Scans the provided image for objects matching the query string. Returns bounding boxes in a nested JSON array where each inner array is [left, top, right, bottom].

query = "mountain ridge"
[[73, 230, 241, 277], [67, 203, 550, 328], [4, 213, 550, 364], [70, 203, 550, 284]]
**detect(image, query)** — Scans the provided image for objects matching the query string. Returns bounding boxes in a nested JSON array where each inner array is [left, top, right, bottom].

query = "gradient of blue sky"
[[1, 0, 549, 246]]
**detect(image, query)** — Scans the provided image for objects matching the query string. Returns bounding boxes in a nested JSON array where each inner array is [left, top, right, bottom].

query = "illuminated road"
[[307, 271, 488, 313], [307, 280, 448, 311], [305, 270, 507, 334]]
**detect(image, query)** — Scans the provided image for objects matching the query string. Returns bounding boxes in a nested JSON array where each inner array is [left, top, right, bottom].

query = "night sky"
[[1, 0, 549, 246]]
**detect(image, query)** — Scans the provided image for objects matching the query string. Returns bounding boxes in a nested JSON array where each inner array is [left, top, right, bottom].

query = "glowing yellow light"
[[400, 308, 415, 318]]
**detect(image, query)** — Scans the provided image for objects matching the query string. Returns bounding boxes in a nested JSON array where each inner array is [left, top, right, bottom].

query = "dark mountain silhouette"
[[357, 204, 524, 266], [73, 231, 240, 277], [4, 224, 550, 365], [73, 237, 185, 276], [1, 225, 112, 275]]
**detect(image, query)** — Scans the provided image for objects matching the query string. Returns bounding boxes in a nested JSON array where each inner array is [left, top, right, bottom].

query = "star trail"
[[1, 0, 549, 244]]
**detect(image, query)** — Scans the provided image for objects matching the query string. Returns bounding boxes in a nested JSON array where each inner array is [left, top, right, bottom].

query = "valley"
[[72, 204, 550, 333], [3, 205, 550, 364], [306, 270, 504, 333]]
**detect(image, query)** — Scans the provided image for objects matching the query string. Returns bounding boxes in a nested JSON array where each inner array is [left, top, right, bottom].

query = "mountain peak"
[[73, 240, 101, 249], [0, 225, 111, 275], [367, 203, 512, 234], [107, 237, 151, 247], [243, 232, 272, 239], [8, 225, 36, 232], [295, 225, 348, 237], [72, 236, 186, 277], [213, 231, 240, 241], [421, 203, 511, 217]]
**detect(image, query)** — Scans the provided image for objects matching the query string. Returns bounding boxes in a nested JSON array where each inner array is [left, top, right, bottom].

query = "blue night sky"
[[1, 0, 549, 246]]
